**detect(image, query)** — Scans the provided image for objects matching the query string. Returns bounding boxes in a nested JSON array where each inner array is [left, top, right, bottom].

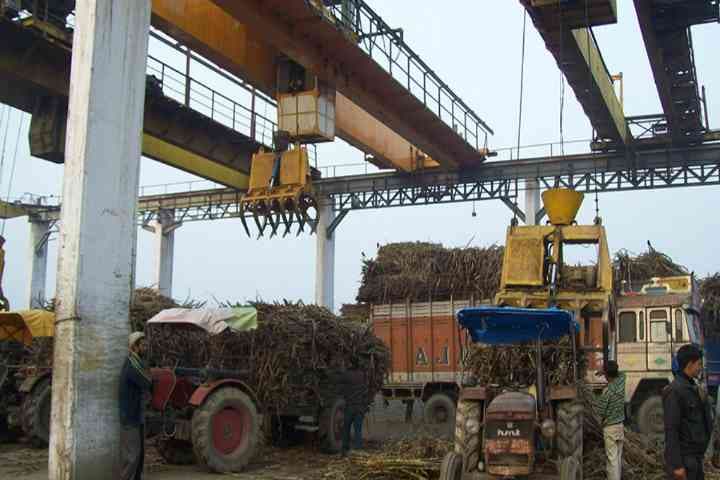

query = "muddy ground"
[[0, 397, 451, 480]]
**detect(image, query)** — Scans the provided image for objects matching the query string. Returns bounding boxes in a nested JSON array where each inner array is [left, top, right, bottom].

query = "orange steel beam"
[[150, 0, 440, 171]]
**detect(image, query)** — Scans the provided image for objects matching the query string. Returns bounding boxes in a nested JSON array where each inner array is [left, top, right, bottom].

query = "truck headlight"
[[465, 418, 481, 435], [540, 419, 556, 438]]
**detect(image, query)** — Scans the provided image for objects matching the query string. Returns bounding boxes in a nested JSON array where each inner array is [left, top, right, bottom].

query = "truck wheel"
[[191, 387, 260, 473], [636, 395, 664, 435], [559, 456, 580, 480], [156, 437, 195, 465], [439, 452, 464, 480], [21, 378, 51, 448], [319, 397, 345, 453], [557, 402, 583, 480], [454, 399, 482, 473], [424, 393, 456, 426]]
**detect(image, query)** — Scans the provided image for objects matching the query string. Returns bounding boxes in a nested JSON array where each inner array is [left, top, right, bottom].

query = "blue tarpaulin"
[[457, 307, 579, 345]]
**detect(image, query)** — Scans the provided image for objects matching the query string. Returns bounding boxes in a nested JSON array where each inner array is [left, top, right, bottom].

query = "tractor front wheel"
[[439, 452, 464, 480], [191, 387, 260, 473], [454, 399, 482, 474], [21, 378, 51, 447]]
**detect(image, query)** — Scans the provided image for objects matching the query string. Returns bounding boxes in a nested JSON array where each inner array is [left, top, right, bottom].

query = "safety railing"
[[316, 0, 493, 150]]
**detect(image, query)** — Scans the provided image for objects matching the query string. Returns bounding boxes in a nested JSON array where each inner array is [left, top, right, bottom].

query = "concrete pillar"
[[315, 200, 336, 312], [525, 178, 541, 226], [143, 210, 179, 298], [27, 219, 50, 308], [49, 2, 151, 480]]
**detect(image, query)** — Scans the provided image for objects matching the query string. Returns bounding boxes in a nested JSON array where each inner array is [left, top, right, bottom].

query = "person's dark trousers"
[[668, 456, 705, 480], [341, 411, 365, 453], [121, 424, 145, 480]]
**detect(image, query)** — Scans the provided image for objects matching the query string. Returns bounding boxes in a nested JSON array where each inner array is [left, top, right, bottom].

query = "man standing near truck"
[[120, 332, 153, 480], [594, 360, 626, 480], [340, 364, 369, 456], [664, 344, 713, 480]]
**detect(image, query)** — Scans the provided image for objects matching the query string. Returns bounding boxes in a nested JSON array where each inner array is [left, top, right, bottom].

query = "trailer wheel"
[[439, 452, 463, 480], [557, 401, 583, 480], [155, 437, 195, 465], [636, 395, 664, 435], [191, 387, 260, 473], [454, 399, 482, 473], [21, 378, 51, 447], [424, 393, 456, 426], [319, 397, 345, 453]]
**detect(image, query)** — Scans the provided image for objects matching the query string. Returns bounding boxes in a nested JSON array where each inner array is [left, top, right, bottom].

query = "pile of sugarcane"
[[146, 301, 390, 414], [357, 242, 504, 303], [326, 437, 452, 480], [701, 273, 720, 340], [464, 337, 584, 387], [340, 303, 370, 323], [614, 243, 689, 292]]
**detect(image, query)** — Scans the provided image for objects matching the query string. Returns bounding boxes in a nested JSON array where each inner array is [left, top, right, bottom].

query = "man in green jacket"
[[595, 360, 626, 480]]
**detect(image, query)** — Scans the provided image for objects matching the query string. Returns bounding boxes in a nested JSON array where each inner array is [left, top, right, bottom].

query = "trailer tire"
[[454, 399, 482, 473], [557, 401, 583, 480], [156, 437, 195, 465], [636, 395, 664, 435], [21, 378, 51, 448], [439, 452, 464, 480], [424, 393, 456, 426], [319, 397, 345, 453], [191, 387, 260, 473]]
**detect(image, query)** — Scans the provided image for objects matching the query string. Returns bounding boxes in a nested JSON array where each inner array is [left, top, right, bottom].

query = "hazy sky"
[[0, 1, 717, 311]]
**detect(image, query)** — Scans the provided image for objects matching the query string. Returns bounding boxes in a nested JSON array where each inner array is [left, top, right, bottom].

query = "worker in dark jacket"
[[120, 332, 153, 480], [663, 344, 713, 480], [340, 364, 369, 456]]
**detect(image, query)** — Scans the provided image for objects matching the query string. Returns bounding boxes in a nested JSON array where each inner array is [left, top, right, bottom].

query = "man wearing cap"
[[120, 332, 152, 480], [664, 344, 713, 480], [594, 360, 626, 480]]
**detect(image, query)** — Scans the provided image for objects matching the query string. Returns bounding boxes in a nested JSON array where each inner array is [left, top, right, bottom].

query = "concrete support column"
[[525, 178, 541, 226], [49, 2, 151, 480], [315, 200, 336, 312], [143, 210, 179, 298], [27, 219, 51, 308]]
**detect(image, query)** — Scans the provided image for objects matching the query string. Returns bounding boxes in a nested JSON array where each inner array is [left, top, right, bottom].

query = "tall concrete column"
[[525, 178, 541, 226], [143, 210, 179, 297], [27, 219, 50, 308], [49, 2, 151, 480], [315, 200, 336, 312]]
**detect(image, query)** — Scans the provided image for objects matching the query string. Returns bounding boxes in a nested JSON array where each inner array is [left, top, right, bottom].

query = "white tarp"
[[146, 308, 235, 335]]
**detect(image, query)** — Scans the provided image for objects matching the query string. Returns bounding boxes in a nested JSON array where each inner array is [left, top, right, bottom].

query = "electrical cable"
[[1, 114, 25, 236]]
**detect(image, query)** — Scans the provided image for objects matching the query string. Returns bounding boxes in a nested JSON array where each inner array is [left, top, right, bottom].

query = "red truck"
[[370, 298, 483, 426]]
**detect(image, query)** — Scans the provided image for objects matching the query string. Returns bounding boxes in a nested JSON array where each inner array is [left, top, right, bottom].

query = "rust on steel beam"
[[520, 0, 629, 145], [150, 0, 441, 171], [633, 0, 718, 141], [206, 0, 489, 169], [0, 19, 256, 187]]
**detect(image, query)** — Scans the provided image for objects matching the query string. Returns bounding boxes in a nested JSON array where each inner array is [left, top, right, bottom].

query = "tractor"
[[440, 307, 583, 480]]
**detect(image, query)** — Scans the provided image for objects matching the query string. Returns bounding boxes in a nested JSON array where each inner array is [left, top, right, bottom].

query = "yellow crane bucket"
[[240, 146, 318, 238], [541, 189, 584, 225]]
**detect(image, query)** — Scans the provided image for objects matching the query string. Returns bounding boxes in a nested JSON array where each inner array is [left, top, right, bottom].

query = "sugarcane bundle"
[[614, 243, 688, 292], [357, 242, 504, 303], [340, 303, 370, 323], [701, 273, 720, 340], [464, 337, 585, 387]]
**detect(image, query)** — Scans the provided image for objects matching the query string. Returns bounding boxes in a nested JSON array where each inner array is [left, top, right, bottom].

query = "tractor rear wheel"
[[156, 437, 195, 465], [319, 397, 345, 453], [636, 395, 664, 435], [557, 401, 584, 480], [454, 399, 482, 473], [439, 452, 464, 480], [21, 378, 51, 447], [191, 387, 260, 473]]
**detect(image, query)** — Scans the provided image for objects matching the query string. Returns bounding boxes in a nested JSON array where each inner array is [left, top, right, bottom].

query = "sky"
[[0, 1, 717, 312]]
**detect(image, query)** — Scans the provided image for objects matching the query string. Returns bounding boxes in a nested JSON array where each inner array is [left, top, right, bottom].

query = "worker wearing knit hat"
[[120, 331, 152, 480], [128, 332, 145, 350]]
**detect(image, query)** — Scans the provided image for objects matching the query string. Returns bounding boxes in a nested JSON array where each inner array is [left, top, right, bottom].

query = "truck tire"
[[156, 437, 195, 465], [319, 397, 345, 453], [191, 387, 260, 473], [424, 393, 456, 426], [557, 402, 583, 480], [636, 395, 664, 435], [21, 378, 51, 448], [439, 451, 464, 480], [454, 399, 482, 473]]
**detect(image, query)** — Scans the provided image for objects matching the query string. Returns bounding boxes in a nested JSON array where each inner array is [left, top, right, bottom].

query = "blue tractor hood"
[[457, 307, 579, 345]]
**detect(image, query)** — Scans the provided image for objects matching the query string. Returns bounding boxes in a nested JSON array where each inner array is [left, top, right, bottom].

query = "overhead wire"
[[0, 107, 13, 193], [512, 8, 529, 224], [2, 113, 25, 236], [558, 1, 566, 158]]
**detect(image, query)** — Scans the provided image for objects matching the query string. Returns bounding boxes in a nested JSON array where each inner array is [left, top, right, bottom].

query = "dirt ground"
[[0, 397, 451, 480]]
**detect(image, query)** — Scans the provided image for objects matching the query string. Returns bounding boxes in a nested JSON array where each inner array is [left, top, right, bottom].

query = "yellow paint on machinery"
[[141, 135, 249, 190], [0, 310, 55, 346]]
